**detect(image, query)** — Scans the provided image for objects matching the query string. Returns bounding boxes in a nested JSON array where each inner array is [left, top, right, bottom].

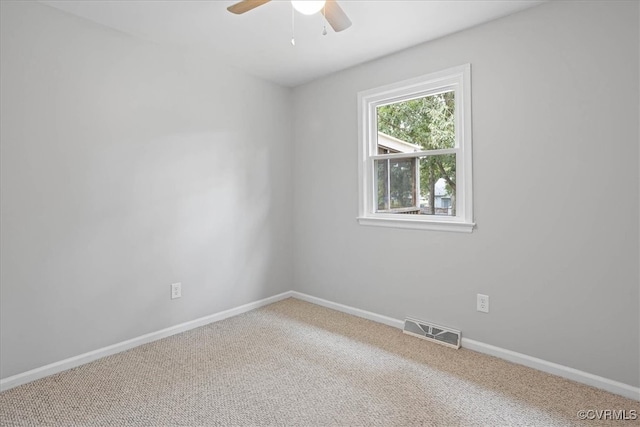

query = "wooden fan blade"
[[227, 0, 271, 15], [323, 0, 351, 32]]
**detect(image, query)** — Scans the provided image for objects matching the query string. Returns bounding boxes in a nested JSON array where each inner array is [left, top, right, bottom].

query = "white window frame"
[[357, 64, 475, 233]]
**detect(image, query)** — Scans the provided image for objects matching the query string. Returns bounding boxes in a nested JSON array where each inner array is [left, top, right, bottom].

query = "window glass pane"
[[376, 159, 389, 210], [375, 158, 419, 214], [419, 154, 456, 216], [377, 90, 455, 152]]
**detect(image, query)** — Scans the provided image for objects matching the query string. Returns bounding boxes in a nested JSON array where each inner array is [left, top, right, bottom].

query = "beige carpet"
[[0, 298, 637, 426]]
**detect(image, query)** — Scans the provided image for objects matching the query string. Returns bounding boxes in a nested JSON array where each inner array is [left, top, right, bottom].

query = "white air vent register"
[[403, 317, 461, 349]]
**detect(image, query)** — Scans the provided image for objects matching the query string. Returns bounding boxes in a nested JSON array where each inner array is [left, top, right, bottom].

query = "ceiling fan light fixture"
[[291, 0, 326, 15]]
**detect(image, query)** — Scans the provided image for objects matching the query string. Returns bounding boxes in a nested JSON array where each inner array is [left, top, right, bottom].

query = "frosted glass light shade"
[[291, 0, 326, 15]]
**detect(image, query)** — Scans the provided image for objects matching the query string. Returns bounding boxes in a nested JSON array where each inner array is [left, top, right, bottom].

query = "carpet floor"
[[0, 298, 638, 426]]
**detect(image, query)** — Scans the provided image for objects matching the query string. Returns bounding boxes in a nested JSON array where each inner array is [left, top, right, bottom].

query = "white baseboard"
[[290, 291, 640, 402], [0, 291, 293, 392], [460, 338, 640, 401], [2, 290, 638, 402]]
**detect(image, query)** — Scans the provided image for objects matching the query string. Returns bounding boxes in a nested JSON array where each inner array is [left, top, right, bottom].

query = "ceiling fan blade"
[[227, 0, 271, 15], [323, 0, 352, 32]]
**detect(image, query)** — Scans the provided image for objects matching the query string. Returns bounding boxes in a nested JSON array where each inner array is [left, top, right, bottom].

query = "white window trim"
[[357, 64, 475, 233]]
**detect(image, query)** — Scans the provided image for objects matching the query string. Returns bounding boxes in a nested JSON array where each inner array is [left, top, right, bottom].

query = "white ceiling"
[[41, 0, 544, 87]]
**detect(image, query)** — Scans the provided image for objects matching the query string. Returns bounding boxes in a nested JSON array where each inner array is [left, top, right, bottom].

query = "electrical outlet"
[[171, 283, 182, 300], [477, 294, 489, 313]]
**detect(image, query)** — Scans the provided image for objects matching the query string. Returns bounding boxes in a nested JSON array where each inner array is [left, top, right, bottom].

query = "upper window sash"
[[368, 86, 461, 156]]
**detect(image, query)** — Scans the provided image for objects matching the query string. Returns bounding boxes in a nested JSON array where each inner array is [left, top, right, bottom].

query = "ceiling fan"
[[227, 0, 352, 32]]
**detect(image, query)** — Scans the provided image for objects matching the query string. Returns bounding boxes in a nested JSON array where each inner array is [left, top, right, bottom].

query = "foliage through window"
[[357, 65, 474, 232]]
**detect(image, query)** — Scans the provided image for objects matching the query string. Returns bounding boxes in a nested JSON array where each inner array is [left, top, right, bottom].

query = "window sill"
[[357, 216, 475, 233]]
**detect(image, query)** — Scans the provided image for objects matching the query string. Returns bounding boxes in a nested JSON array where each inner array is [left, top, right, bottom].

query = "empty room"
[[1, 0, 639, 425]]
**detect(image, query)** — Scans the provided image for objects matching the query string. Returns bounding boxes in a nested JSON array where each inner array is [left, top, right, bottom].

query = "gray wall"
[[0, 1, 293, 378], [292, 0, 640, 387]]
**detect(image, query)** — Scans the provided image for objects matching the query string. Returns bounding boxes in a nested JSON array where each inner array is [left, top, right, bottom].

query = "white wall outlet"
[[171, 283, 182, 299], [477, 294, 489, 313]]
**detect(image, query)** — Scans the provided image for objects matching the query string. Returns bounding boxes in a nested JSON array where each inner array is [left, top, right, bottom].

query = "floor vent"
[[403, 318, 461, 349]]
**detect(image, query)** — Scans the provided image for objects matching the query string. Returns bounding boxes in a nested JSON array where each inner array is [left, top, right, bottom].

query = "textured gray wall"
[[292, 0, 640, 387], [0, 1, 293, 378]]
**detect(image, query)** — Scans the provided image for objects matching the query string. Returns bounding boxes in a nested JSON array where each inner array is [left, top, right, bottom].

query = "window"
[[357, 64, 474, 232]]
